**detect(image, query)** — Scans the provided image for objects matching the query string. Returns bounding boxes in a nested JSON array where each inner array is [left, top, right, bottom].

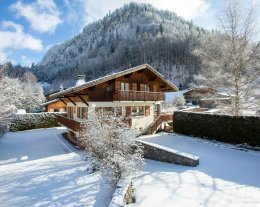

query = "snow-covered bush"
[[9, 113, 63, 132], [78, 114, 144, 182]]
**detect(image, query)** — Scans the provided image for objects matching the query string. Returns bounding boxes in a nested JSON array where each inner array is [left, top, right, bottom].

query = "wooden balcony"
[[57, 115, 132, 132], [113, 90, 165, 101], [57, 115, 84, 132]]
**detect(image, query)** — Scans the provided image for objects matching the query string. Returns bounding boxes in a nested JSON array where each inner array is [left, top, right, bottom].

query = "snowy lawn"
[[0, 127, 114, 207], [131, 133, 260, 207]]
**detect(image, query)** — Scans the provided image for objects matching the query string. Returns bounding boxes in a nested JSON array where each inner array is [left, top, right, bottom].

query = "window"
[[120, 82, 130, 91], [103, 107, 114, 116], [131, 106, 144, 116], [144, 84, 150, 91], [77, 107, 88, 119], [67, 106, 74, 118], [95, 107, 114, 117], [106, 84, 113, 92], [115, 106, 122, 116]]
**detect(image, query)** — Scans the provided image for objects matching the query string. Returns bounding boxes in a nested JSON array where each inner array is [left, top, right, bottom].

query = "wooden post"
[[157, 104, 161, 117]]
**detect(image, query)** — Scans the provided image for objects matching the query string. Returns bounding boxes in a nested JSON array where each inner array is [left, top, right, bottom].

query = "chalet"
[[44, 64, 178, 133], [183, 87, 231, 108], [42, 91, 66, 112]]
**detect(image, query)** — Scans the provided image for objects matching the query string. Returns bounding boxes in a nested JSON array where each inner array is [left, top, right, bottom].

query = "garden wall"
[[173, 111, 260, 147], [138, 140, 199, 166], [9, 112, 66, 132]]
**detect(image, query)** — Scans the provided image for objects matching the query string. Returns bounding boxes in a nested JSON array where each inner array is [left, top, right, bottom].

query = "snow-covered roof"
[[48, 64, 178, 100], [41, 99, 60, 106], [183, 87, 217, 95]]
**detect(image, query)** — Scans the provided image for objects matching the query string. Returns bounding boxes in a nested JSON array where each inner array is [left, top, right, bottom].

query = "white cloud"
[[0, 21, 43, 64], [65, 0, 210, 28], [10, 0, 62, 33], [0, 21, 43, 51]]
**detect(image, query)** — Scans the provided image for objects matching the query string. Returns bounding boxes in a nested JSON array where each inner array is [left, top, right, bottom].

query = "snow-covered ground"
[[0, 127, 114, 207], [131, 133, 260, 207]]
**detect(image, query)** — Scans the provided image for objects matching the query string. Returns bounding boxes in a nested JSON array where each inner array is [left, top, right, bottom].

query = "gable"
[[48, 64, 178, 100]]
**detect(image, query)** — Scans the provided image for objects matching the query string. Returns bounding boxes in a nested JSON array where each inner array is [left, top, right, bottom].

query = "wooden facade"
[[44, 100, 66, 112], [44, 64, 178, 133]]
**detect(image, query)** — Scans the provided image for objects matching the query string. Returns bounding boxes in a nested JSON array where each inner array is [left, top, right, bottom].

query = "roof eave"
[[48, 64, 178, 99]]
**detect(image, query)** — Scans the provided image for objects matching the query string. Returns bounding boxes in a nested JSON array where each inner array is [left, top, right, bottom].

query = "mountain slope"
[[35, 3, 208, 89]]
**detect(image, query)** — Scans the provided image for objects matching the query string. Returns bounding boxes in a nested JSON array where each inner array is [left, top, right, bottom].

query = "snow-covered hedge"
[[173, 111, 260, 147], [9, 113, 65, 132]]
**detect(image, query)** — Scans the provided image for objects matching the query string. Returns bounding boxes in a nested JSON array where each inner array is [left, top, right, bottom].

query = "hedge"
[[9, 112, 66, 132], [173, 111, 260, 147]]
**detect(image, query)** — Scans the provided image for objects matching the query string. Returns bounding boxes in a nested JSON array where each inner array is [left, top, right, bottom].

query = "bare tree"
[[0, 64, 25, 135], [194, 0, 260, 115], [78, 113, 144, 182], [21, 71, 45, 112]]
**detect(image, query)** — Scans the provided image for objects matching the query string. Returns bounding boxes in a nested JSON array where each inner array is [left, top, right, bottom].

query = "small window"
[[77, 107, 88, 119], [106, 85, 113, 92], [120, 82, 130, 91], [144, 84, 149, 91], [67, 106, 74, 119], [125, 83, 130, 90], [131, 106, 145, 116]]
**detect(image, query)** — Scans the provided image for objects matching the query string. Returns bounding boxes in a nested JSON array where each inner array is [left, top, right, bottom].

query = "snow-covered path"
[[131, 133, 260, 207], [0, 127, 113, 207]]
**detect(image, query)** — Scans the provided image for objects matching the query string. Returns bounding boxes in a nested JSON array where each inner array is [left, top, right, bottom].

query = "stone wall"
[[138, 140, 199, 167], [109, 177, 133, 207]]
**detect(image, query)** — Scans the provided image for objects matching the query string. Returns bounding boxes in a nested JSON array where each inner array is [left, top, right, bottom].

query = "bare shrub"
[[78, 113, 144, 182]]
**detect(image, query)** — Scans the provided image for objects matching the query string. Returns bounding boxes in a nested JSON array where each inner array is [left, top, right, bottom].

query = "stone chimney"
[[75, 75, 85, 86]]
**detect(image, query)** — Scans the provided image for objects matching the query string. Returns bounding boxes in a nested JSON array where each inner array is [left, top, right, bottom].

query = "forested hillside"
[[35, 3, 209, 89]]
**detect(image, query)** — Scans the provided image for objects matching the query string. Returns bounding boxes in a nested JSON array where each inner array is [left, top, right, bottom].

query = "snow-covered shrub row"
[[173, 111, 260, 147], [78, 114, 144, 182], [9, 113, 65, 132]]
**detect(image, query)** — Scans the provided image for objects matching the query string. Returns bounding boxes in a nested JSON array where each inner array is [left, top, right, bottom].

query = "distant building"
[[42, 90, 66, 112], [183, 87, 231, 108]]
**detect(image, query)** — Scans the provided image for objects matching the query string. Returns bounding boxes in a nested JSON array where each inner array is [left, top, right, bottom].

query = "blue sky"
[[0, 0, 259, 66]]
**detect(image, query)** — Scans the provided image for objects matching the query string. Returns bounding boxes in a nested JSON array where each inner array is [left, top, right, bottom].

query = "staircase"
[[147, 114, 173, 134]]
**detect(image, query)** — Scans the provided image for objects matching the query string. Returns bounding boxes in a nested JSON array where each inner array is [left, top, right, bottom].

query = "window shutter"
[[83, 107, 88, 119], [132, 83, 137, 91], [140, 83, 145, 91], [153, 84, 157, 92], [77, 107, 80, 118], [145, 106, 150, 116], [115, 81, 120, 91], [125, 106, 131, 117]]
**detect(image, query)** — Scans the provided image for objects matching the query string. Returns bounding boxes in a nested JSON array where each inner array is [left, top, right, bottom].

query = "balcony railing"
[[57, 115, 132, 132], [57, 115, 84, 132], [113, 90, 165, 101]]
